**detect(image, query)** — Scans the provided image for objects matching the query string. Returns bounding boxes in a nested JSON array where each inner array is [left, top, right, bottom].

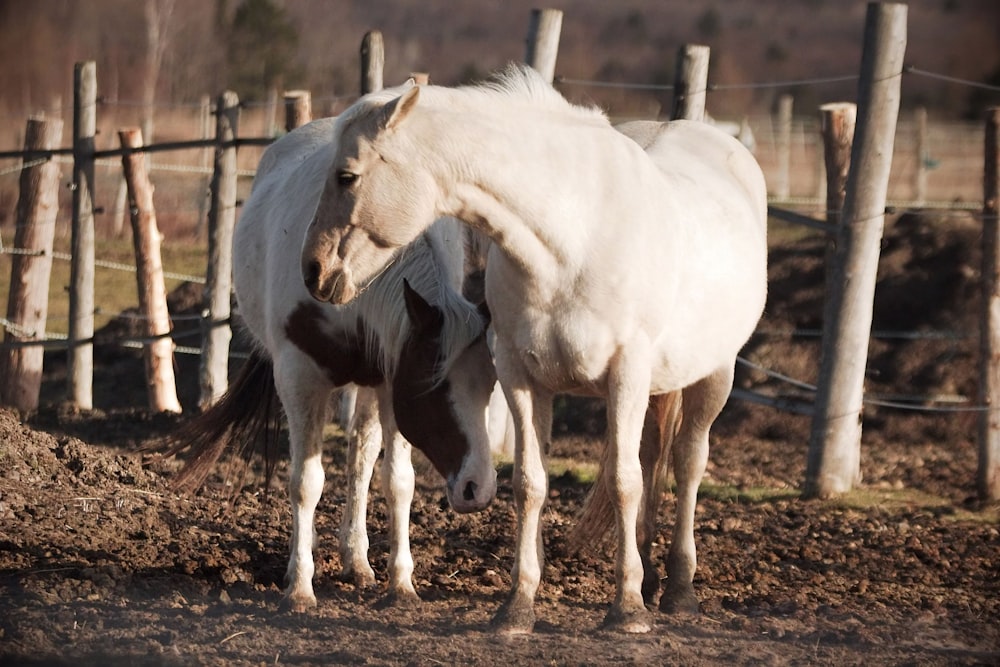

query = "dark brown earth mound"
[[1, 210, 998, 665]]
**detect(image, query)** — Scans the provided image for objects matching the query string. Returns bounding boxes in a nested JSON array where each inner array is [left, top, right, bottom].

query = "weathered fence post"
[[69, 60, 97, 410], [775, 94, 794, 200], [671, 44, 710, 121], [806, 2, 908, 498], [118, 128, 182, 414], [818, 102, 857, 340], [283, 90, 312, 131], [914, 106, 928, 205], [979, 107, 1000, 502], [199, 91, 239, 409], [360, 31, 384, 95], [0, 117, 63, 412], [195, 94, 212, 238], [525, 8, 563, 83], [819, 103, 857, 229]]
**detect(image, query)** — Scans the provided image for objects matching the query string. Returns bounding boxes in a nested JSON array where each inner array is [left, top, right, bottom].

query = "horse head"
[[302, 86, 433, 305], [393, 279, 497, 513]]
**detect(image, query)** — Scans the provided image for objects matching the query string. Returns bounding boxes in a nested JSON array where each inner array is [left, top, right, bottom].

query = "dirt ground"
[[2, 211, 999, 666]]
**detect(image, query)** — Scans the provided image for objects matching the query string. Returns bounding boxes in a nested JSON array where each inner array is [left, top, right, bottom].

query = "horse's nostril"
[[304, 260, 320, 290], [463, 480, 477, 502]]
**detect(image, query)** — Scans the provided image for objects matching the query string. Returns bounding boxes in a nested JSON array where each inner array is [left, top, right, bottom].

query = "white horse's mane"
[[355, 217, 485, 387], [336, 63, 607, 133]]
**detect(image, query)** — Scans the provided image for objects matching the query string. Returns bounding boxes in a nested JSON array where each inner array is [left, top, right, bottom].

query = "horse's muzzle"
[[303, 260, 356, 304]]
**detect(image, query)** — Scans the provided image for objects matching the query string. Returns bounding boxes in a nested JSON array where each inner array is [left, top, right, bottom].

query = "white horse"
[[160, 114, 499, 612], [300, 65, 768, 634]]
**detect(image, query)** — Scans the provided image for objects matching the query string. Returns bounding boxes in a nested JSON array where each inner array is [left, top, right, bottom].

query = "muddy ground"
[[1, 211, 998, 666]]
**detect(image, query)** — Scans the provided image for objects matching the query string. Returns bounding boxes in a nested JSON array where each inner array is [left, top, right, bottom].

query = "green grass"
[[0, 232, 207, 336]]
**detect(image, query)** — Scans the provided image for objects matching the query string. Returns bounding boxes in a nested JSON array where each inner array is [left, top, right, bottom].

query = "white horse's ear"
[[383, 87, 420, 131]]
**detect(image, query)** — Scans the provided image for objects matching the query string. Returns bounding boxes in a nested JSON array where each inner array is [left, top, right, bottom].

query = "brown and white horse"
[[161, 111, 498, 611]]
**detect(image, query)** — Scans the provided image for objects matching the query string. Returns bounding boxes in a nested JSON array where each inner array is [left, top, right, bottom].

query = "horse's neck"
[[415, 107, 620, 279]]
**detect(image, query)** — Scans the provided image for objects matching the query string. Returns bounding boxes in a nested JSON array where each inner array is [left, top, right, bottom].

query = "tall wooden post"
[[671, 44, 710, 121], [69, 61, 97, 410], [199, 91, 239, 409], [775, 94, 794, 200], [818, 102, 857, 345], [360, 31, 384, 95], [0, 117, 63, 412], [914, 106, 928, 205], [525, 8, 562, 83], [979, 107, 1000, 502], [283, 90, 312, 131], [806, 2, 908, 498], [820, 103, 857, 229], [119, 128, 182, 414]]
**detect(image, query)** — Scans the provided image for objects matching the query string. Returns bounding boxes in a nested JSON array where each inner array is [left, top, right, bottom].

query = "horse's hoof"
[[375, 588, 421, 610], [339, 566, 377, 590], [279, 592, 317, 614], [658, 586, 700, 615], [602, 604, 653, 634], [489, 596, 536, 635]]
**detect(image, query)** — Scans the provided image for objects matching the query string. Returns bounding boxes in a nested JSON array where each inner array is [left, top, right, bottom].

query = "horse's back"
[[235, 118, 337, 353], [643, 120, 767, 232]]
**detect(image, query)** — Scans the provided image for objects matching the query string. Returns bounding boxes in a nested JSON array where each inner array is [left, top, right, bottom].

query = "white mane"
[[355, 217, 485, 386]]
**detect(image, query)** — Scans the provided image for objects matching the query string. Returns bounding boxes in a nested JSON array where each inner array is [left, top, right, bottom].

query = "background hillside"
[[0, 0, 998, 142]]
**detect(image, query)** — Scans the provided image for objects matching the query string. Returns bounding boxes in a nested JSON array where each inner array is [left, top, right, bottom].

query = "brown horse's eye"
[[336, 170, 358, 186]]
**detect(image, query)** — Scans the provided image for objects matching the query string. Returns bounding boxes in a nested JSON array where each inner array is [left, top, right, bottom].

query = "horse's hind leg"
[[637, 392, 680, 605], [377, 387, 420, 605], [660, 365, 734, 615], [338, 385, 380, 589], [273, 355, 331, 612]]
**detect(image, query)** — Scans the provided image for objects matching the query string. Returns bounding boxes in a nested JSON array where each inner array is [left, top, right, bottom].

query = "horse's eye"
[[336, 170, 358, 186]]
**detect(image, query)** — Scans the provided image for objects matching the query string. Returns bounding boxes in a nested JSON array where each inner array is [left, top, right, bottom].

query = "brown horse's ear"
[[382, 87, 420, 131], [403, 278, 442, 332]]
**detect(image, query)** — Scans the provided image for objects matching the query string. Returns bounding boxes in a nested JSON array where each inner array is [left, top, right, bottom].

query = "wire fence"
[[0, 63, 996, 417]]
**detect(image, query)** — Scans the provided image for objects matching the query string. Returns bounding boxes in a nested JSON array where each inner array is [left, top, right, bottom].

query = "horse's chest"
[[512, 310, 615, 394]]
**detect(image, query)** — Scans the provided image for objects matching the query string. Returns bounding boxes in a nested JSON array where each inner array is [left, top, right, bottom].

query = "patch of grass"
[[0, 233, 207, 336], [697, 483, 801, 504], [831, 487, 1000, 525], [495, 458, 600, 486]]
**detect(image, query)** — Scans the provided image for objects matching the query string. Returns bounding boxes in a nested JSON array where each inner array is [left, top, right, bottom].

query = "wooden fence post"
[[118, 128, 182, 414], [979, 107, 1000, 502], [199, 91, 239, 409], [806, 2, 908, 498], [360, 31, 384, 95], [818, 102, 857, 345], [525, 8, 563, 83], [819, 103, 857, 228], [283, 90, 311, 131], [775, 94, 794, 200], [914, 106, 928, 205], [0, 117, 63, 412], [69, 60, 97, 410], [671, 44, 710, 121]]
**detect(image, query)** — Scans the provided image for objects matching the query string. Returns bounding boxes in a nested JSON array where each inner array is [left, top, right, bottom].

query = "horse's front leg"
[[602, 346, 654, 633], [661, 365, 733, 615], [490, 351, 553, 635], [274, 357, 330, 612], [378, 386, 419, 605], [338, 385, 380, 589]]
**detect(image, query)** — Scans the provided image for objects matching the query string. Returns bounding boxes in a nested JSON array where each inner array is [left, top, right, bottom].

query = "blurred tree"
[[226, 0, 302, 101]]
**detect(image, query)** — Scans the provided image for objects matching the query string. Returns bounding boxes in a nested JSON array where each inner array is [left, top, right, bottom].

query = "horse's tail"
[[149, 348, 283, 493], [568, 391, 682, 552]]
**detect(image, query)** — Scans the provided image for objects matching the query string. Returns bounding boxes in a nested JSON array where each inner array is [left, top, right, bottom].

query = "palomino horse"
[[300, 65, 767, 634], [161, 113, 498, 612]]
